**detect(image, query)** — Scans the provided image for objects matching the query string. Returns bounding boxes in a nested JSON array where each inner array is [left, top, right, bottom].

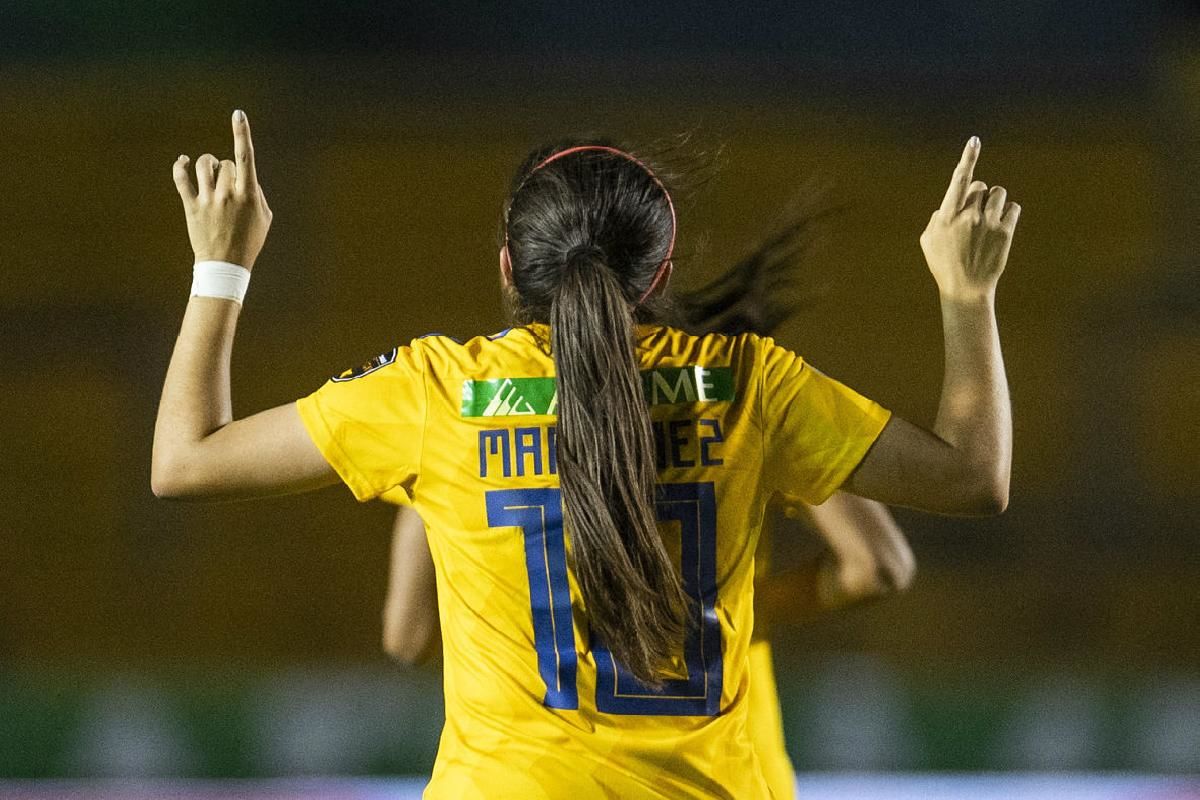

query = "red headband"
[[513, 144, 677, 305]]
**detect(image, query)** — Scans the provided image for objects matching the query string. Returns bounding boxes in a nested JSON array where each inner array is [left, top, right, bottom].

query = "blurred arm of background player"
[[381, 493, 914, 665], [382, 506, 441, 665], [756, 493, 915, 627]]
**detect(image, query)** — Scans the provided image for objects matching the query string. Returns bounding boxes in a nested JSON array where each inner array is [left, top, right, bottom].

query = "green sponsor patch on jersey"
[[461, 367, 734, 417]]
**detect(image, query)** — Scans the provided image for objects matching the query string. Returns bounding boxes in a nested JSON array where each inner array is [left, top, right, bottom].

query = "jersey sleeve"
[[295, 344, 427, 503], [758, 336, 891, 505], [379, 486, 415, 507]]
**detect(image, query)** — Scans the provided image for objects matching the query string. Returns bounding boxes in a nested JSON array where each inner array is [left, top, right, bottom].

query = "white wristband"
[[191, 261, 252, 304]]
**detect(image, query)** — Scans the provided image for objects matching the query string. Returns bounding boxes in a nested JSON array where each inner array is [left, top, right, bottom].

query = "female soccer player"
[[379, 227, 917, 800], [153, 111, 1017, 799]]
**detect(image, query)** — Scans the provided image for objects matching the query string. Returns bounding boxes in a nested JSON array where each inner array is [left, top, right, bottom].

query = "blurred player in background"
[[154, 112, 1017, 798], [380, 210, 917, 800]]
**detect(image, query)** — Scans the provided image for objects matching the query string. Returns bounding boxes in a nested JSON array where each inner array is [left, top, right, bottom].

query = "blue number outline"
[[485, 488, 578, 709], [485, 482, 721, 717], [593, 482, 722, 716]]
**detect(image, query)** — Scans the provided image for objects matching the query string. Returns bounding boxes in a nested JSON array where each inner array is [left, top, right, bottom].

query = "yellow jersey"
[[746, 509, 797, 800], [746, 639, 795, 800], [297, 323, 889, 799]]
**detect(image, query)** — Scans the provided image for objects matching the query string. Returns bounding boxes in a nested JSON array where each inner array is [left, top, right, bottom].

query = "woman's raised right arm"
[[845, 138, 1019, 516]]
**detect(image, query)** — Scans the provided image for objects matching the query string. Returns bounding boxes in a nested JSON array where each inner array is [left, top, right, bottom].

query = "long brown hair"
[[504, 141, 687, 684], [673, 181, 838, 336], [503, 140, 831, 683]]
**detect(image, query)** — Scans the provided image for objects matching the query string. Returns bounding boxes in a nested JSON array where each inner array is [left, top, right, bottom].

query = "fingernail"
[[969, 135, 980, 148], [233, 109, 246, 122], [177, 154, 188, 162]]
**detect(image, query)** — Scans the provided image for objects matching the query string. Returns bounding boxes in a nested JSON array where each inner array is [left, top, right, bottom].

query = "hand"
[[172, 110, 273, 270], [919, 137, 1020, 302]]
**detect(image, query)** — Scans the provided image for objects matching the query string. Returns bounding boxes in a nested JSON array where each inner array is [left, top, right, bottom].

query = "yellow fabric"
[[380, 486, 413, 507], [751, 509, 776, 645], [748, 511, 793, 799], [296, 324, 889, 800], [746, 640, 796, 800]]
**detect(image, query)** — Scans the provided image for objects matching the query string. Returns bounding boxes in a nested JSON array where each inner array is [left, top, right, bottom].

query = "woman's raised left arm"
[[151, 111, 336, 500]]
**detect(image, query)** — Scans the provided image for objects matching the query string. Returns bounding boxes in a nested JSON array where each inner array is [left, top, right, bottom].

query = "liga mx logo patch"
[[332, 348, 398, 382]]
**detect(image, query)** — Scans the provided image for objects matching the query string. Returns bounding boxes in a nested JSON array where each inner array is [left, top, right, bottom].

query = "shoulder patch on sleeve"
[[331, 347, 399, 382]]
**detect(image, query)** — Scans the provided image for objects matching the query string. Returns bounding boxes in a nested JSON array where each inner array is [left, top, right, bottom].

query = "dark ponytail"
[[550, 248, 689, 683], [505, 142, 688, 684]]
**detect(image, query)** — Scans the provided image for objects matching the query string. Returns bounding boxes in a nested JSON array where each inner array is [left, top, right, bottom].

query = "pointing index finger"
[[232, 109, 257, 191], [939, 136, 981, 215]]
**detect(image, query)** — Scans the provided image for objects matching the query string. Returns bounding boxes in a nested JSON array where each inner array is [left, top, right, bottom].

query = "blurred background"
[[0, 0, 1198, 797]]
